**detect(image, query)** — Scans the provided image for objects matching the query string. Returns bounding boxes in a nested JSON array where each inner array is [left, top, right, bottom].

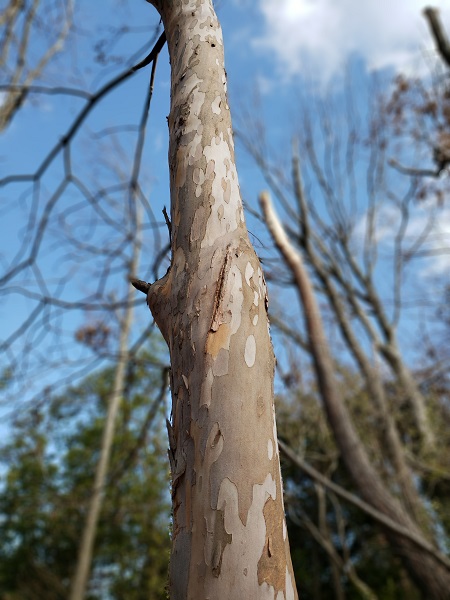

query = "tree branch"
[[279, 440, 450, 571], [424, 7, 450, 68]]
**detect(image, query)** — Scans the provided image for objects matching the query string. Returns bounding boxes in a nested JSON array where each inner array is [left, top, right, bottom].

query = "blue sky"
[[1, 0, 450, 410]]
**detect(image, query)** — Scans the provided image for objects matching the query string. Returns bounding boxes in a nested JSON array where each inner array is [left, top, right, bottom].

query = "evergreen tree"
[[0, 347, 170, 600]]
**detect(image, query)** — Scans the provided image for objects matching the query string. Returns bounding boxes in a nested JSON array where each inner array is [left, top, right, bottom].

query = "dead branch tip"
[[130, 277, 150, 295]]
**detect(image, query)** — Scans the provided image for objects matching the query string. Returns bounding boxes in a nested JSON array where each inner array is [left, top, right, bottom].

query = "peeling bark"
[[141, 1, 298, 598]]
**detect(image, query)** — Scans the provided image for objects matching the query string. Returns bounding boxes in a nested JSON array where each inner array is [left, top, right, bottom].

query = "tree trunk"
[[140, 1, 298, 598], [69, 205, 141, 600]]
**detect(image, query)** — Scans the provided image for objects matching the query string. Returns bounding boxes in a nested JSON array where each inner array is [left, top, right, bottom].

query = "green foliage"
[[0, 368, 13, 391], [0, 346, 171, 600], [276, 371, 436, 600]]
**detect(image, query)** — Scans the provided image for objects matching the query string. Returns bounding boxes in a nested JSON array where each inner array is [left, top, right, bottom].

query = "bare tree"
[[260, 189, 450, 599], [68, 50, 161, 600], [0, 10, 171, 596], [0, 14, 166, 419], [0, 0, 74, 130]]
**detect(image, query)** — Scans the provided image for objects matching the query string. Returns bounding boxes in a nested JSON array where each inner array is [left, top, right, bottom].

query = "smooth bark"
[[141, 1, 298, 598]]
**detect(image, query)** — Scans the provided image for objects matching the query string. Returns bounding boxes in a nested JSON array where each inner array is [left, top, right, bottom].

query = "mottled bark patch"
[[257, 497, 287, 592], [145, 1, 298, 598], [210, 508, 232, 577]]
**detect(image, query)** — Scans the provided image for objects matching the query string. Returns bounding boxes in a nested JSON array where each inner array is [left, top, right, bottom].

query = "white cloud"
[[403, 207, 450, 278], [255, 0, 450, 82]]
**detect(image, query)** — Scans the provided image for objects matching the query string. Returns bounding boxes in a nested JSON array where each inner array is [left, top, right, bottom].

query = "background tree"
[[0, 0, 74, 130], [0, 345, 170, 600], [238, 10, 450, 596]]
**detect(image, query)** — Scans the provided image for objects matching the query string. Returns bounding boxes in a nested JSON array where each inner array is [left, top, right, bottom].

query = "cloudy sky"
[[252, 0, 450, 82], [222, 0, 450, 281]]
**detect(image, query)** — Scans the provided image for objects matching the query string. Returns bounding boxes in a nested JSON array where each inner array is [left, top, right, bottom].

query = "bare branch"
[[279, 440, 450, 572], [260, 189, 450, 594], [424, 7, 450, 68], [0, 31, 166, 188], [0, 0, 74, 130]]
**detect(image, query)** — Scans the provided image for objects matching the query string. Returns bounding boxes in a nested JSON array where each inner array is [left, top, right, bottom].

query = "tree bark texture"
[[144, 2, 298, 598]]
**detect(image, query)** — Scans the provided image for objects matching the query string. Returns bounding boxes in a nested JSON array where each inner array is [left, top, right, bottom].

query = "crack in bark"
[[210, 244, 232, 332]]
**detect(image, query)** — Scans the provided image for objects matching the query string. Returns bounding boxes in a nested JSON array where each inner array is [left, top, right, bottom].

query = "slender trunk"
[[260, 191, 450, 600], [316, 486, 345, 600], [379, 340, 435, 452], [140, 2, 298, 598], [304, 238, 430, 528], [69, 213, 142, 600], [292, 153, 433, 532]]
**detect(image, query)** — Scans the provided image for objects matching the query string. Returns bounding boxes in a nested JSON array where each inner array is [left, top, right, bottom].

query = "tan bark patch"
[[206, 323, 230, 358], [257, 497, 287, 592], [210, 509, 232, 577]]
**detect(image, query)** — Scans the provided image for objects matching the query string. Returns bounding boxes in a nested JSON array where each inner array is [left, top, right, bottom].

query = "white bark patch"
[[211, 95, 222, 114], [200, 367, 214, 408], [253, 314, 258, 326], [260, 581, 293, 600], [207, 474, 277, 598], [245, 262, 254, 286], [192, 11, 224, 46], [282, 520, 287, 541], [257, 267, 264, 296], [244, 335, 256, 368], [267, 439, 274, 461], [253, 290, 259, 306], [182, 374, 189, 390], [192, 158, 215, 199], [201, 133, 241, 247], [272, 404, 279, 458]]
